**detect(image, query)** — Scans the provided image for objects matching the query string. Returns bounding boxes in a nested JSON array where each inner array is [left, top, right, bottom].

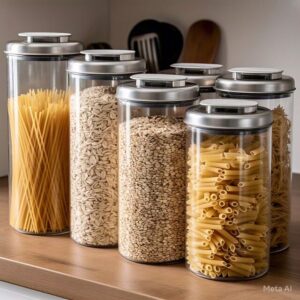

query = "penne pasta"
[[205, 161, 231, 169], [237, 232, 262, 241], [198, 186, 223, 192], [270, 106, 291, 251], [250, 146, 265, 156], [238, 179, 263, 187], [195, 223, 224, 230], [186, 135, 270, 280], [201, 177, 220, 183], [219, 193, 257, 204], [229, 256, 255, 264]]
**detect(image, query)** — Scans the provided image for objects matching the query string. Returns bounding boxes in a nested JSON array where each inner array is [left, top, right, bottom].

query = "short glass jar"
[[184, 99, 272, 280], [68, 50, 145, 247], [171, 63, 223, 100], [117, 74, 199, 263], [216, 68, 295, 253]]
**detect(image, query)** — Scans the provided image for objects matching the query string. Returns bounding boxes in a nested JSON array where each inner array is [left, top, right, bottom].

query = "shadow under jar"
[[215, 68, 295, 253], [68, 50, 145, 247], [117, 74, 199, 263], [171, 63, 223, 100], [5, 32, 82, 235], [184, 99, 272, 280]]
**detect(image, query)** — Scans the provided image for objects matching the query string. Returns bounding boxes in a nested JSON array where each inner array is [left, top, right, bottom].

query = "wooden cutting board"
[[181, 20, 221, 63]]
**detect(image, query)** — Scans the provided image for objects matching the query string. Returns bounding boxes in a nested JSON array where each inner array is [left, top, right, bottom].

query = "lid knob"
[[131, 74, 187, 88], [229, 67, 283, 80], [201, 99, 258, 114], [19, 32, 71, 43], [81, 49, 136, 62]]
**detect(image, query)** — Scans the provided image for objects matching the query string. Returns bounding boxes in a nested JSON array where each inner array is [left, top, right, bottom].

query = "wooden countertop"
[[0, 176, 299, 300]]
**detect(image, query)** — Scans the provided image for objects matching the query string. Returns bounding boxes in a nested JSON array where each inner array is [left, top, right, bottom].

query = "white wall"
[[110, 0, 300, 173], [0, 0, 110, 176]]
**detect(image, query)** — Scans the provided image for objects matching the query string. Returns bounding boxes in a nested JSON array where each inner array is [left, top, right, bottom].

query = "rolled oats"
[[70, 86, 118, 247], [119, 116, 187, 263]]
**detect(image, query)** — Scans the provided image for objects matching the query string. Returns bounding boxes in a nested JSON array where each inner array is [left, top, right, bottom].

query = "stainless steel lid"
[[67, 49, 146, 75], [215, 67, 295, 94], [5, 32, 83, 56], [171, 63, 223, 87], [184, 99, 273, 130], [116, 74, 199, 103]]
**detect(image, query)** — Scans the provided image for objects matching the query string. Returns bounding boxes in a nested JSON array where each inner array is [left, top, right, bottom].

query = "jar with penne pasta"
[[216, 68, 295, 253], [117, 74, 199, 263], [184, 99, 272, 280], [5, 33, 83, 235]]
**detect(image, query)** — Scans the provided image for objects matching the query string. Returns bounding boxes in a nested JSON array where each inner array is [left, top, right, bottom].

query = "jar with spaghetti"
[[184, 99, 272, 280], [216, 68, 295, 253], [117, 74, 199, 263], [171, 63, 223, 100], [5, 32, 83, 235], [68, 50, 145, 247]]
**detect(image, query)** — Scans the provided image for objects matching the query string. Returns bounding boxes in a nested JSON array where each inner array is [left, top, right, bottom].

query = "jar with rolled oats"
[[117, 74, 199, 263], [68, 50, 145, 247]]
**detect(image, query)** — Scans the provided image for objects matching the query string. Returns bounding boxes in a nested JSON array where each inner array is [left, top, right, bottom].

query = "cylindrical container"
[[5, 32, 83, 235], [117, 74, 199, 263], [215, 68, 295, 253], [185, 99, 272, 280], [68, 50, 145, 247], [171, 63, 223, 100]]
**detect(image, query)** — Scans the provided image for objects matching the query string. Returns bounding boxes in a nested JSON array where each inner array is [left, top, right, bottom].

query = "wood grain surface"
[[0, 176, 299, 300], [181, 20, 221, 63]]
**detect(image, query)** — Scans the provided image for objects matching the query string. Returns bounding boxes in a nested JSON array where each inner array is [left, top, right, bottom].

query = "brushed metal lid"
[[116, 74, 199, 103], [215, 67, 295, 94], [67, 49, 146, 75], [171, 63, 223, 87], [184, 99, 273, 130], [5, 32, 83, 56]]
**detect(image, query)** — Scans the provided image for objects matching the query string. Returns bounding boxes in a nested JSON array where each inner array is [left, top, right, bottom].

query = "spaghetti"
[[8, 89, 69, 234]]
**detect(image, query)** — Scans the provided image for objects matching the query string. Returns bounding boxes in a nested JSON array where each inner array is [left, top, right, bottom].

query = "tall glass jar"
[[68, 50, 145, 247], [117, 74, 199, 263], [216, 68, 295, 253], [171, 63, 223, 100], [184, 99, 272, 280], [5, 32, 82, 235]]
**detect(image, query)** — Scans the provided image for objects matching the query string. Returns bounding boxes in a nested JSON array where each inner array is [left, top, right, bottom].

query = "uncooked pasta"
[[186, 134, 270, 279], [270, 105, 291, 250], [8, 89, 70, 234]]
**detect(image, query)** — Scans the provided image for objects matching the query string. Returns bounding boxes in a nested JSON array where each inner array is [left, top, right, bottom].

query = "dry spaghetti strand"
[[8, 89, 69, 234]]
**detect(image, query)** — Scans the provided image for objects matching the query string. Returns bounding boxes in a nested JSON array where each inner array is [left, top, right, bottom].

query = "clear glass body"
[[7, 55, 70, 235], [218, 92, 293, 253], [186, 127, 271, 280], [118, 100, 198, 263], [69, 74, 127, 247]]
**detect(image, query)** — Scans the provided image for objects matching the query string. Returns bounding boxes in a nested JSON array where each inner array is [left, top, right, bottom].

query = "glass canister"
[[171, 63, 223, 100], [184, 99, 272, 280], [215, 68, 295, 253], [117, 74, 199, 263], [68, 50, 145, 247], [5, 32, 83, 235]]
